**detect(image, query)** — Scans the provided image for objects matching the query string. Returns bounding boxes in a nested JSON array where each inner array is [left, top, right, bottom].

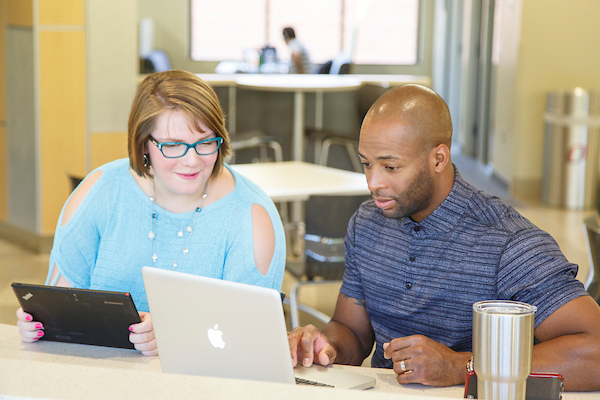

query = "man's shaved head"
[[363, 84, 453, 151], [358, 84, 456, 222]]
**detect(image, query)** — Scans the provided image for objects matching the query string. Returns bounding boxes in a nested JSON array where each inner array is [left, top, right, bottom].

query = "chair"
[[227, 130, 283, 164], [328, 52, 351, 75], [285, 194, 370, 328], [583, 216, 600, 303], [317, 136, 362, 172], [316, 51, 351, 75], [68, 174, 84, 192], [308, 52, 363, 171], [140, 49, 172, 73], [316, 60, 333, 74], [314, 83, 389, 171]]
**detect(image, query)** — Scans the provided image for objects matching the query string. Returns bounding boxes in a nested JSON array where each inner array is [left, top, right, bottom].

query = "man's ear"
[[432, 144, 450, 173]]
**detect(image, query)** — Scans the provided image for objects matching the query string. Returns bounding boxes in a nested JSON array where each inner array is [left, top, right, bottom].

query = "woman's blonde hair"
[[128, 70, 231, 179]]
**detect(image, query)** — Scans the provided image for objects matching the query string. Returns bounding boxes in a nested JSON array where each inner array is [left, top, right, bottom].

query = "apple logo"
[[207, 324, 225, 349]]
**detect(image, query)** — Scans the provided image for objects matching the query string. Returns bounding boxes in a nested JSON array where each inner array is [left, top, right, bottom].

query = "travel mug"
[[472, 300, 537, 400]]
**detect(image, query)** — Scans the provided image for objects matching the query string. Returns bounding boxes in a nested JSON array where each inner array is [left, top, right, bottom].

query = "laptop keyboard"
[[295, 377, 334, 388]]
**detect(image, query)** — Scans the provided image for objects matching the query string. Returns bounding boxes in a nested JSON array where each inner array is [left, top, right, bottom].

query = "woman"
[[16, 70, 286, 355]]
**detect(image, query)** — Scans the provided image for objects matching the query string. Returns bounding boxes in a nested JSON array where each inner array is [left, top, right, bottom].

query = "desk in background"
[[235, 75, 362, 162], [194, 73, 431, 143], [230, 160, 369, 202], [195, 73, 432, 88]]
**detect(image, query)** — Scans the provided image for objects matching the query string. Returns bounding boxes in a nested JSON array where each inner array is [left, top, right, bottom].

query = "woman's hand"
[[16, 307, 44, 342], [129, 311, 158, 356]]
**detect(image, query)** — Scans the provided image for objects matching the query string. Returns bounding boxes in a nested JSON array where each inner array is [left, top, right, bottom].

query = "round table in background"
[[235, 74, 363, 161]]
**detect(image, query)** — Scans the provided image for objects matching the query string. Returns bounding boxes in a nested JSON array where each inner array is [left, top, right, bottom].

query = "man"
[[282, 27, 312, 74], [288, 84, 600, 391]]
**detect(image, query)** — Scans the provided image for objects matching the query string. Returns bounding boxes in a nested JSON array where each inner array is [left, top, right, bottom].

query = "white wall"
[[507, 0, 600, 198], [87, 0, 138, 133]]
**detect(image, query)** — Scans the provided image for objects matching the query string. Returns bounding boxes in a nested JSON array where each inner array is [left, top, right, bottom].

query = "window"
[[190, 0, 420, 65]]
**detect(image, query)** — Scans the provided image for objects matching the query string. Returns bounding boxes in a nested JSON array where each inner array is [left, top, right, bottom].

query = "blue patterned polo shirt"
[[341, 169, 588, 368]]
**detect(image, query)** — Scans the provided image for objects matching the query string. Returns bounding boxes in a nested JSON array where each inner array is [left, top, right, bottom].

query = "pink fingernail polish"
[[129, 326, 133, 332], [26, 315, 32, 321], [35, 323, 42, 329], [38, 331, 44, 337]]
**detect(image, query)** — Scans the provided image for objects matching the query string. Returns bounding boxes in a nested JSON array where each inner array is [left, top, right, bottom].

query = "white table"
[[1, 324, 597, 400], [349, 74, 431, 88], [230, 161, 369, 202], [195, 73, 432, 88], [234, 75, 363, 162]]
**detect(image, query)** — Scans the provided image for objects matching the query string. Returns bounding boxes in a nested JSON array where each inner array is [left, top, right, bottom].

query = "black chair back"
[[584, 216, 600, 303], [317, 60, 332, 74], [303, 195, 370, 280]]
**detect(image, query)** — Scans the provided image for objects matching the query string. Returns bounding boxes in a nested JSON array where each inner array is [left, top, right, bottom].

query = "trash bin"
[[541, 88, 600, 209]]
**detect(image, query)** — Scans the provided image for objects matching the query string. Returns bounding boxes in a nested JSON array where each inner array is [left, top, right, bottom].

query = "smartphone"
[[464, 371, 564, 400]]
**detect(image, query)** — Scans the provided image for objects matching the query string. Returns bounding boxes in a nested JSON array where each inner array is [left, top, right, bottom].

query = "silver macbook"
[[142, 267, 375, 390]]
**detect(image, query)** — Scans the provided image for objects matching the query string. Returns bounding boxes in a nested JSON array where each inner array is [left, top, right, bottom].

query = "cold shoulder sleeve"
[[219, 169, 286, 291], [46, 170, 109, 288]]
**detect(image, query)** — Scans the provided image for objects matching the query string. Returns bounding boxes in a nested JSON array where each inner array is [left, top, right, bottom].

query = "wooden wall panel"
[[7, 0, 32, 27], [0, 0, 6, 220], [0, 126, 6, 221], [39, 30, 86, 234], [91, 132, 128, 170], [38, 0, 84, 26], [0, 0, 6, 122]]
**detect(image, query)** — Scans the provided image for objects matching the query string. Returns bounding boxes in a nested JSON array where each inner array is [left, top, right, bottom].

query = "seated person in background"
[[288, 84, 600, 391], [17, 70, 286, 356], [283, 27, 312, 74]]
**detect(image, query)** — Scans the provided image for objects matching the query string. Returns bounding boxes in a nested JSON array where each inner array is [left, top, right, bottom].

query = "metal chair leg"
[[288, 280, 335, 329]]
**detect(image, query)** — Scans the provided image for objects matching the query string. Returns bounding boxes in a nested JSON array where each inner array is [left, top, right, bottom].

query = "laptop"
[[142, 267, 376, 390], [12, 283, 141, 349]]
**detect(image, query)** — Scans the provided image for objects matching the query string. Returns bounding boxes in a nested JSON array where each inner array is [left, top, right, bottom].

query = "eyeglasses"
[[148, 136, 223, 158]]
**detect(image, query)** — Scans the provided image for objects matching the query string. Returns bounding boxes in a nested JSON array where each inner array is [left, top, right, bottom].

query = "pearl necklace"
[[147, 181, 209, 268]]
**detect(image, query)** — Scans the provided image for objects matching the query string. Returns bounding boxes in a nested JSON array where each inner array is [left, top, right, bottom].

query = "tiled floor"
[[0, 239, 49, 324], [1, 155, 596, 335]]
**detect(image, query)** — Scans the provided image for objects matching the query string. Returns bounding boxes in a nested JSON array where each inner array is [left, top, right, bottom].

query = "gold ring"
[[399, 360, 407, 373]]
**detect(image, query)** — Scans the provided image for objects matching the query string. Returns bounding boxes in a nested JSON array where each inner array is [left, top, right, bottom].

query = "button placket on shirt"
[[405, 224, 423, 290]]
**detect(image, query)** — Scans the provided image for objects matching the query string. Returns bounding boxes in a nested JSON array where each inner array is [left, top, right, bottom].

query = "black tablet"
[[12, 282, 141, 350]]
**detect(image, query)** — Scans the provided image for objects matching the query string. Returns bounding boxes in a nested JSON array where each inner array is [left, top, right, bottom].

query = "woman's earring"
[[143, 154, 150, 167]]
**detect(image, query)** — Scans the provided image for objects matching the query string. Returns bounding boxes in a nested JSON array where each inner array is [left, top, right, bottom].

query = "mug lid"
[[473, 300, 537, 315]]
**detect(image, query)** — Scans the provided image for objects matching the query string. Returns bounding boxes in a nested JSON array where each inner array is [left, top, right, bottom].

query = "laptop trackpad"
[[294, 365, 375, 390]]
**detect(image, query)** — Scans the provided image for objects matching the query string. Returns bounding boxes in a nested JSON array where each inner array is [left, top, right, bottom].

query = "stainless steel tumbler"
[[472, 300, 537, 400]]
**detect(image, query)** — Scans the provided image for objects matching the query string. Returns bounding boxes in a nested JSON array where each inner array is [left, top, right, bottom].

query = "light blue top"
[[47, 158, 286, 312]]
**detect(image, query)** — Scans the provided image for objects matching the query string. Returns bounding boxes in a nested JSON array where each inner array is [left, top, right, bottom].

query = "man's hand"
[[129, 311, 158, 356], [383, 334, 471, 386], [288, 324, 337, 367]]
